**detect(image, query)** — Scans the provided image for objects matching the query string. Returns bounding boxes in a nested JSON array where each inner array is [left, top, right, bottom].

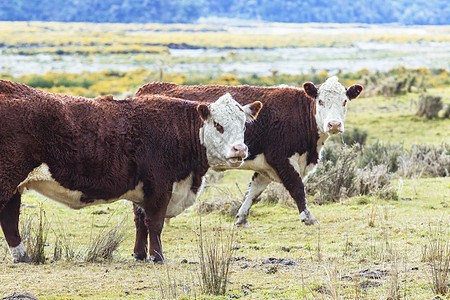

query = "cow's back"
[[136, 82, 319, 163]]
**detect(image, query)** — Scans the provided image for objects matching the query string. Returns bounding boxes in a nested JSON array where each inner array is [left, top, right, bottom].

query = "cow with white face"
[[304, 76, 363, 136], [199, 93, 257, 168]]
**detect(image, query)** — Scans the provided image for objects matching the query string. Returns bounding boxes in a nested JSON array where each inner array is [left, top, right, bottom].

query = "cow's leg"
[[236, 172, 271, 227], [267, 158, 319, 226], [0, 191, 32, 263], [143, 194, 170, 263], [132, 204, 148, 261]]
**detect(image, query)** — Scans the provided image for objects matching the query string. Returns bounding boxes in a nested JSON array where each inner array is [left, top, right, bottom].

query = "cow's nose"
[[232, 144, 248, 156], [327, 121, 342, 132]]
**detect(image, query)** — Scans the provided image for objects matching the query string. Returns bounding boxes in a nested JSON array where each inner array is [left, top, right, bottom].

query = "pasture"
[[0, 21, 449, 299]]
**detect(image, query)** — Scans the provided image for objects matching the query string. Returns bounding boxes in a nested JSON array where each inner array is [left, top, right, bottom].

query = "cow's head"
[[303, 76, 363, 136], [197, 93, 262, 167]]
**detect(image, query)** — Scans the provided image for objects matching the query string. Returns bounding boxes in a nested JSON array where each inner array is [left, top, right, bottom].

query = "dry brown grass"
[[195, 220, 236, 296]]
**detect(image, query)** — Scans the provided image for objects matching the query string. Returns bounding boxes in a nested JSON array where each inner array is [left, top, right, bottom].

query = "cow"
[[133, 77, 363, 244], [0, 80, 262, 263]]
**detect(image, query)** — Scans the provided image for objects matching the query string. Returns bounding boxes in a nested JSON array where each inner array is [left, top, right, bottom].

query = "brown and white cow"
[[0, 80, 262, 263], [134, 77, 363, 234]]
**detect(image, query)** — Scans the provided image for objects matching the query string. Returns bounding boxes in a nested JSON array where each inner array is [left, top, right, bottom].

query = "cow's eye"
[[343, 100, 348, 106], [318, 99, 325, 106], [214, 121, 224, 134]]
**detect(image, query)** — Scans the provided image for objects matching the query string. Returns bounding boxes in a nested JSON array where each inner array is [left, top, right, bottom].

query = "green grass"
[[0, 177, 448, 299], [346, 87, 450, 146]]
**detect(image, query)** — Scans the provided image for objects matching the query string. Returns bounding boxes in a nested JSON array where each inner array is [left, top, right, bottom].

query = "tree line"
[[0, 0, 448, 25]]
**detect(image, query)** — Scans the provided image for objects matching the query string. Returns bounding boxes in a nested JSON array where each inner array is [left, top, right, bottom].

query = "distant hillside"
[[0, 0, 448, 25]]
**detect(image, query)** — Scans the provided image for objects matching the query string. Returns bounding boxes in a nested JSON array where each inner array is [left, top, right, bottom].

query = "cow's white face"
[[197, 93, 262, 168], [304, 76, 363, 136]]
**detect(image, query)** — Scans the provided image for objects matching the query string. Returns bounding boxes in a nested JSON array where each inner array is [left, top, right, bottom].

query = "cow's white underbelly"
[[19, 164, 145, 209], [20, 164, 202, 216], [288, 152, 317, 180], [165, 174, 204, 218]]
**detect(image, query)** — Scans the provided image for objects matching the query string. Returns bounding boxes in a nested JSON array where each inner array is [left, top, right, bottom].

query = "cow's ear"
[[243, 101, 263, 122], [347, 84, 363, 100], [196, 103, 210, 122], [303, 82, 318, 99]]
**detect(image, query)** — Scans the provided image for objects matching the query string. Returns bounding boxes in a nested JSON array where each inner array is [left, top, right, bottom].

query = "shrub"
[[398, 143, 450, 178], [416, 94, 443, 119], [307, 143, 397, 203], [341, 127, 368, 146], [357, 164, 398, 200], [24, 76, 54, 89], [306, 144, 359, 203], [358, 140, 403, 173]]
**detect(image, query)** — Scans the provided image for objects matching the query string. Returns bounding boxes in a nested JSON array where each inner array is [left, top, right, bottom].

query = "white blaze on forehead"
[[318, 76, 346, 95], [209, 93, 247, 125]]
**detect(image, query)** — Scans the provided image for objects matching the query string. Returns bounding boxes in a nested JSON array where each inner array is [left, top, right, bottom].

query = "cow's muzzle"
[[226, 144, 248, 167], [326, 120, 343, 135]]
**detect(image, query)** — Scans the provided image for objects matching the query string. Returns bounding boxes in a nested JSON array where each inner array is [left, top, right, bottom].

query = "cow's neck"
[[190, 112, 210, 189]]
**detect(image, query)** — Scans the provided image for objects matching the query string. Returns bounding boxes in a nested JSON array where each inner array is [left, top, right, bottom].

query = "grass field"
[[0, 21, 449, 299], [0, 177, 448, 299]]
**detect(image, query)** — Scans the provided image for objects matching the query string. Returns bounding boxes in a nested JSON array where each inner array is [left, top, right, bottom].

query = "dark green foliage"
[[24, 76, 54, 89], [416, 94, 443, 119], [341, 128, 368, 146], [0, 0, 448, 25], [359, 140, 404, 173]]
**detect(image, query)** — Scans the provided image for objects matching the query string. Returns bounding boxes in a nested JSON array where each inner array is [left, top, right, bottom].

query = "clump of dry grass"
[[21, 204, 49, 264], [422, 223, 449, 296], [81, 217, 128, 263], [152, 261, 198, 300], [195, 220, 236, 296], [195, 186, 242, 218]]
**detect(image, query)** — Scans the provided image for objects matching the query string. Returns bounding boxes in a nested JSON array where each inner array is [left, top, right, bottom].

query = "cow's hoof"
[[300, 210, 320, 226], [133, 252, 147, 261], [149, 255, 165, 264], [303, 218, 320, 226], [235, 220, 250, 228], [13, 253, 32, 263], [10, 243, 32, 263]]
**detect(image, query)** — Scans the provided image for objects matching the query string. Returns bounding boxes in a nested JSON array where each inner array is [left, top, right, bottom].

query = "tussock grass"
[[195, 220, 236, 296], [80, 216, 128, 263], [152, 261, 198, 300], [21, 204, 49, 264], [423, 223, 450, 296]]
